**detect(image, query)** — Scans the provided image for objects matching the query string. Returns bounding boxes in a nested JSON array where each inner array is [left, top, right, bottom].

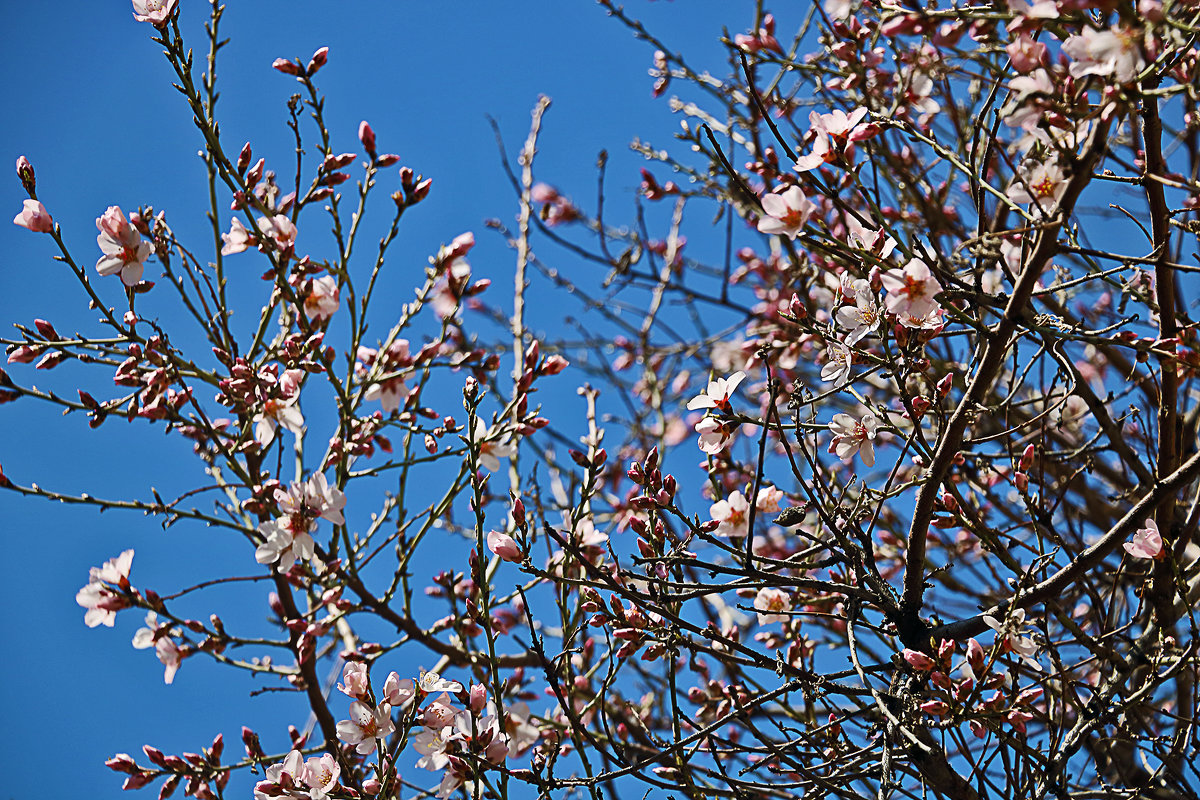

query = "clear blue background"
[[0, 1, 754, 796]]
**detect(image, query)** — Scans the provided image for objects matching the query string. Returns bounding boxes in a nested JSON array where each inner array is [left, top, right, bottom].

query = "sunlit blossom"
[[1062, 26, 1145, 84], [220, 218, 255, 255], [835, 280, 883, 345], [303, 275, 340, 320], [711, 490, 751, 538], [757, 187, 816, 240], [75, 549, 134, 628], [686, 371, 746, 412], [1123, 518, 1164, 560], [880, 258, 942, 320], [95, 206, 152, 286], [335, 700, 395, 755], [794, 107, 874, 172], [821, 341, 853, 384], [131, 0, 177, 26], [13, 199, 53, 233], [753, 587, 791, 625], [828, 411, 879, 467]]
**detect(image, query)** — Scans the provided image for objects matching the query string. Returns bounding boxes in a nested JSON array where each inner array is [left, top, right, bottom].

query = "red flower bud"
[[271, 58, 302, 76]]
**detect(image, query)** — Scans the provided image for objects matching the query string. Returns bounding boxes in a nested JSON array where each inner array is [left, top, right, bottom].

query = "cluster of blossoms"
[[253, 750, 340, 799], [687, 371, 747, 454], [255, 473, 347, 569], [328, 665, 539, 799]]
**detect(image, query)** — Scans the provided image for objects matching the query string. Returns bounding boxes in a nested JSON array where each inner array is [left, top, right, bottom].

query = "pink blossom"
[[220, 218, 255, 255], [753, 587, 791, 625], [687, 371, 746, 412], [472, 418, 517, 472], [131, 0, 177, 26], [821, 341, 853, 384], [131, 611, 167, 650], [1006, 34, 1047, 73], [155, 636, 183, 684], [303, 275, 340, 320], [303, 753, 341, 799], [254, 750, 306, 800], [383, 672, 417, 707], [755, 486, 785, 513], [336, 700, 394, 755], [1062, 27, 1145, 84], [757, 187, 816, 239], [417, 670, 463, 694], [257, 214, 297, 251], [983, 607, 1039, 667], [253, 391, 305, 447], [845, 216, 897, 259], [13, 199, 53, 233], [487, 530, 524, 562], [95, 206, 152, 286], [1123, 518, 1164, 560], [1007, 159, 1067, 210], [710, 490, 751, 538], [793, 108, 874, 172], [835, 280, 883, 345], [695, 416, 732, 455], [412, 726, 460, 773], [255, 473, 343, 568], [828, 411, 879, 467], [880, 258, 942, 320], [1007, 0, 1059, 18], [423, 692, 461, 729], [824, 0, 853, 20], [255, 517, 314, 570], [75, 549, 134, 628], [338, 661, 369, 698]]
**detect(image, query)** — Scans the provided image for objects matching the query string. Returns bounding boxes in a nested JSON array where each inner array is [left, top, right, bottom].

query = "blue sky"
[[0, 1, 754, 796]]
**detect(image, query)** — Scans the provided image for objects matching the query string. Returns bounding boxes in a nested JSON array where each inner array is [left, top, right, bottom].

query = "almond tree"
[[6, 0, 1200, 798]]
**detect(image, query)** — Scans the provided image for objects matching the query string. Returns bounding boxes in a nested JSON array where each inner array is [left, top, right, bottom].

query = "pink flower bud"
[[920, 700, 948, 716], [7, 345, 38, 364], [1014, 471, 1028, 492], [541, 354, 569, 375], [271, 58, 302, 76], [236, 143, 253, 173], [13, 199, 53, 233], [1005, 34, 1046, 73], [306, 46, 329, 74], [1020, 443, 1035, 471], [902, 649, 936, 671], [376, 153, 401, 167], [936, 373, 953, 396], [966, 637, 985, 671], [358, 121, 377, 156], [789, 293, 808, 319], [487, 530, 523, 562], [15, 156, 35, 196]]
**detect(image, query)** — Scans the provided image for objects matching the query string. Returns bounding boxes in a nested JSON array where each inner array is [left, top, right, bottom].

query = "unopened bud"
[[306, 46, 329, 75], [358, 120, 377, 157], [271, 58, 302, 76], [15, 156, 35, 197]]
